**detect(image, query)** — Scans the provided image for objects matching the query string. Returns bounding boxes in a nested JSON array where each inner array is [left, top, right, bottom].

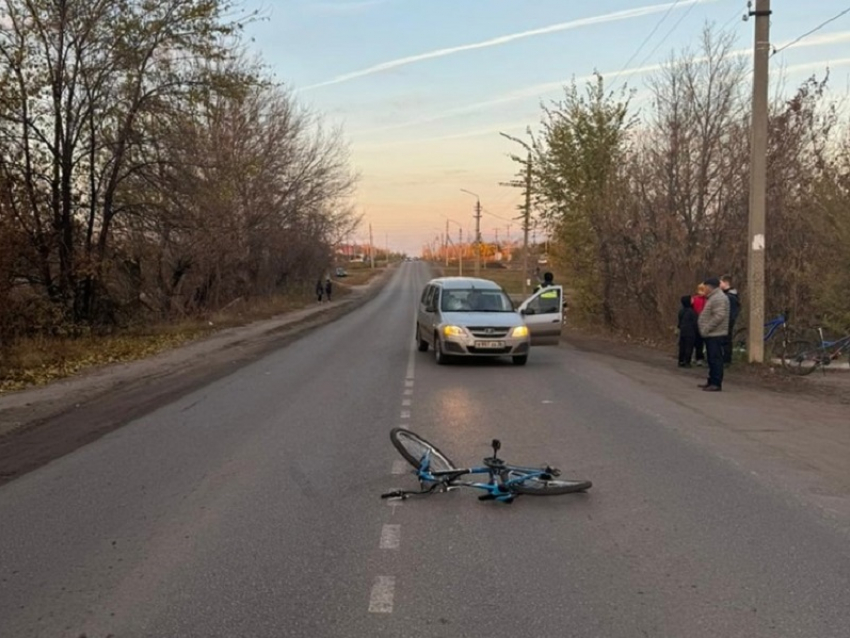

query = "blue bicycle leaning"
[[381, 428, 592, 505]]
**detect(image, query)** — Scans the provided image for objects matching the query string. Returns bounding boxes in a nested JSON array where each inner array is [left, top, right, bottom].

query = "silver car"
[[415, 276, 564, 366]]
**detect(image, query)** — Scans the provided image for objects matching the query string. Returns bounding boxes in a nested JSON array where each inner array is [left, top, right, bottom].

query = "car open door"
[[517, 285, 564, 345]]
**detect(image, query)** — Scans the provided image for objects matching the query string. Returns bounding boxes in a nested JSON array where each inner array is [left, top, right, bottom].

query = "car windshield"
[[440, 288, 514, 312]]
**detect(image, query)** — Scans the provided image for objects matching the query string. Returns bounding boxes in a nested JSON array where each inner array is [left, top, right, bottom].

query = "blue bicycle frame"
[[409, 448, 553, 503], [762, 313, 789, 341]]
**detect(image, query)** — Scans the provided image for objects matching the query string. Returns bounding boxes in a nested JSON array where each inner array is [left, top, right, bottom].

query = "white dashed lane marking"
[[379, 524, 401, 549], [368, 576, 396, 613], [400, 410, 411, 419], [402, 399, 412, 407]]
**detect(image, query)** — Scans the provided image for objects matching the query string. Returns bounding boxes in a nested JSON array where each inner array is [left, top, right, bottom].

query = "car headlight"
[[442, 325, 465, 337], [512, 326, 529, 338]]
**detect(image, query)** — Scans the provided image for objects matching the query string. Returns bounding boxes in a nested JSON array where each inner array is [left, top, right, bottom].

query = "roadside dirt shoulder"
[[563, 326, 850, 528], [562, 326, 850, 405], [0, 268, 394, 485]]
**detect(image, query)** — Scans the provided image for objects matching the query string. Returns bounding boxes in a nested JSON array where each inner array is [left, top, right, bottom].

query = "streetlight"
[[460, 189, 482, 276]]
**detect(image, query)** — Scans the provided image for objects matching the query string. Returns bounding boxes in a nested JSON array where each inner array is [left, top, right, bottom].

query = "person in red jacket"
[[692, 283, 707, 365]]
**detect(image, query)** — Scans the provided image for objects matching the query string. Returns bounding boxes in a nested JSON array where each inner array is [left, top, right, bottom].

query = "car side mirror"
[[521, 308, 534, 315]]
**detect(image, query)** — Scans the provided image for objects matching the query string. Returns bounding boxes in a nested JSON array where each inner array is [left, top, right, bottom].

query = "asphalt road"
[[1, 262, 849, 638]]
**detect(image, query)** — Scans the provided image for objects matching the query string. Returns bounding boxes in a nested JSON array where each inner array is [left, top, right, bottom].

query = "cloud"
[[299, 0, 717, 91], [353, 29, 850, 137], [307, 0, 393, 16], [781, 57, 850, 75]]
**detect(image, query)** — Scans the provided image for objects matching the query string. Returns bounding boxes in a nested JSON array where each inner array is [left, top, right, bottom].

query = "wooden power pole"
[[747, 0, 770, 362], [522, 153, 532, 297]]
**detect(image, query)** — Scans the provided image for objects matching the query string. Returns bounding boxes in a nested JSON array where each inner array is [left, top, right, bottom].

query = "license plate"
[[474, 340, 505, 349]]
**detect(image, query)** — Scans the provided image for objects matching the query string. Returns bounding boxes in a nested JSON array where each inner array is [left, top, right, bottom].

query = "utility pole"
[[369, 223, 375, 269], [458, 228, 463, 276], [747, 0, 770, 363], [385, 232, 389, 265], [522, 152, 532, 297], [474, 198, 482, 277], [460, 189, 482, 276], [445, 219, 450, 268]]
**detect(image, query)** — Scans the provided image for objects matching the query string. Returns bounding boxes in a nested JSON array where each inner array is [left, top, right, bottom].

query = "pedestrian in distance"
[[325, 277, 333, 302], [316, 278, 324, 303], [677, 295, 699, 367], [533, 271, 554, 293], [697, 277, 731, 392], [720, 275, 741, 365], [692, 283, 707, 366]]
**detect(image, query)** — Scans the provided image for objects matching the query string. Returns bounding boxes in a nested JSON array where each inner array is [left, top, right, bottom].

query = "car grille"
[[467, 346, 513, 354], [467, 327, 511, 338]]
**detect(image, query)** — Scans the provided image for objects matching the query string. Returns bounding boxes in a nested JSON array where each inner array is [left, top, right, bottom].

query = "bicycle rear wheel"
[[781, 340, 820, 376], [502, 469, 591, 495], [390, 428, 456, 472]]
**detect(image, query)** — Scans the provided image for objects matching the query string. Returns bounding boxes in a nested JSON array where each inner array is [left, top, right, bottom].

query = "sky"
[[239, 0, 850, 254]]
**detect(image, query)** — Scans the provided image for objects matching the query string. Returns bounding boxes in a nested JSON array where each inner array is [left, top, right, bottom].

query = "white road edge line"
[[369, 576, 396, 613], [379, 524, 401, 549]]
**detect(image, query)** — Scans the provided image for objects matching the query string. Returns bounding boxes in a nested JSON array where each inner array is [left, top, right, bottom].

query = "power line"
[[771, 5, 850, 56], [618, 0, 683, 75], [618, 2, 748, 86], [634, 1, 696, 71], [480, 207, 515, 222]]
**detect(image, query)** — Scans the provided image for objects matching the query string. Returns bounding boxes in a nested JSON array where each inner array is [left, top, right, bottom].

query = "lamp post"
[[460, 189, 482, 276]]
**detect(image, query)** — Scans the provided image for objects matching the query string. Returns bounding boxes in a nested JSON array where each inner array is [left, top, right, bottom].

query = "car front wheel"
[[512, 355, 528, 366], [416, 324, 429, 352], [434, 335, 449, 365]]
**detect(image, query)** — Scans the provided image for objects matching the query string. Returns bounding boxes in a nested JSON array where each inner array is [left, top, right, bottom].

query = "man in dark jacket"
[[677, 295, 699, 367], [720, 275, 740, 365]]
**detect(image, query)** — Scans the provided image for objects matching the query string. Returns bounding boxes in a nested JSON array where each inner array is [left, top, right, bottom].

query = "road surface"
[[1, 262, 848, 637]]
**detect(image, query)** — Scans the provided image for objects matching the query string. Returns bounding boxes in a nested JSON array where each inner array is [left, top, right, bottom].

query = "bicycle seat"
[[483, 456, 505, 469]]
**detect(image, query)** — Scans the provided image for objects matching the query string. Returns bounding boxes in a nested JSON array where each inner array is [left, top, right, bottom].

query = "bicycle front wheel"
[[390, 428, 456, 472], [502, 469, 591, 495], [781, 340, 820, 376]]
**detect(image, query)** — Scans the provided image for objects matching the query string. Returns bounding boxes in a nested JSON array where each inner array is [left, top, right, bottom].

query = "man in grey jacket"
[[697, 277, 730, 391]]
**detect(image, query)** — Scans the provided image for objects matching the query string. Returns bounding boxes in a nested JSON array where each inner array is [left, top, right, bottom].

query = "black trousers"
[[678, 335, 695, 364], [705, 336, 725, 388], [721, 320, 737, 364], [694, 333, 705, 361]]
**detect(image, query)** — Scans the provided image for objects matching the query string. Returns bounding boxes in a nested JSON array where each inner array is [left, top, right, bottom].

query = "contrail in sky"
[[299, 0, 717, 91]]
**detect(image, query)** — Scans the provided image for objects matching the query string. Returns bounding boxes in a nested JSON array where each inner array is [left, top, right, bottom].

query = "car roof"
[[427, 277, 504, 291]]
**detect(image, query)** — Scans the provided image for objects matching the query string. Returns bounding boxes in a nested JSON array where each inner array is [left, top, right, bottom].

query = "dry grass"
[[0, 265, 392, 393], [0, 269, 385, 395], [0, 325, 212, 394], [335, 262, 386, 286]]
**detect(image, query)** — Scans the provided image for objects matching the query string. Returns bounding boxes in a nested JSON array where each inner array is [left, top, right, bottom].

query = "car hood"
[[440, 311, 523, 327]]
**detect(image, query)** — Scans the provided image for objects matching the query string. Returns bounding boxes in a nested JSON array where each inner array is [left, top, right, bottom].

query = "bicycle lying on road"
[[381, 428, 592, 505], [783, 327, 850, 376]]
